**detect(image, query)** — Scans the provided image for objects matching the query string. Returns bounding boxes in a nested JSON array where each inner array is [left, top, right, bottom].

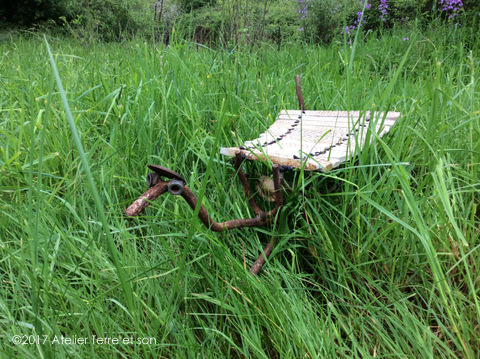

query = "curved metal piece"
[[234, 153, 263, 215], [126, 154, 283, 232], [148, 164, 185, 182], [179, 186, 270, 232], [249, 237, 276, 276], [125, 179, 169, 217], [168, 178, 184, 196], [125, 154, 284, 275]]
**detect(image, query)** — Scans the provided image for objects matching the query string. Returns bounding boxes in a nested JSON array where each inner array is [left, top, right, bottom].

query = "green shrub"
[[299, 0, 344, 43], [75, 0, 152, 41], [1, 0, 152, 41], [265, 0, 303, 44], [0, 0, 78, 27], [175, 0, 278, 46], [176, 0, 216, 13]]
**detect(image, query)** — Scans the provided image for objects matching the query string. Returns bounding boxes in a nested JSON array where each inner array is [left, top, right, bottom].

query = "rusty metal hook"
[[124, 153, 284, 275], [125, 152, 283, 232]]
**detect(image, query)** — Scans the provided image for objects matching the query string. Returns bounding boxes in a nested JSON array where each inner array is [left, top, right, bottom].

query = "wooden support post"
[[295, 75, 305, 112]]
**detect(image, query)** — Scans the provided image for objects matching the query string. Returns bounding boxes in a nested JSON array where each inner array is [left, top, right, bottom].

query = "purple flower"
[[403, 37, 409, 41], [360, 0, 371, 9], [438, 0, 463, 18], [340, 0, 394, 39], [298, 0, 308, 28], [340, 25, 352, 35], [379, 0, 388, 21], [355, 0, 370, 27]]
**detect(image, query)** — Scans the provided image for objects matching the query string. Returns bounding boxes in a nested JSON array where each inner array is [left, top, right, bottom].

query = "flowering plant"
[[298, 0, 308, 21], [298, 0, 308, 31], [438, 0, 464, 19], [379, 0, 388, 21], [342, 0, 390, 37]]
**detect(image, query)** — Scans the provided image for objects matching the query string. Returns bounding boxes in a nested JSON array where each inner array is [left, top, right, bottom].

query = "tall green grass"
[[0, 26, 479, 358]]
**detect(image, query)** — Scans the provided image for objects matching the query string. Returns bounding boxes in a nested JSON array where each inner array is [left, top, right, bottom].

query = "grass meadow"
[[0, 25, 479, 358]]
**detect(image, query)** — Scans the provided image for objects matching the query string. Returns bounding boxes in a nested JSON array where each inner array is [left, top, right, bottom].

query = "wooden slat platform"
[[220, 110, 402, 172]]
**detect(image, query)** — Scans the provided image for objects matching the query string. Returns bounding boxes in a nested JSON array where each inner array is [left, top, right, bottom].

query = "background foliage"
[[2, 0, 480, 43]]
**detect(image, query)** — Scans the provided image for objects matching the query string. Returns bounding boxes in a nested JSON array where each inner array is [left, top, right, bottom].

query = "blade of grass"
[[44, 37, 135, 322]]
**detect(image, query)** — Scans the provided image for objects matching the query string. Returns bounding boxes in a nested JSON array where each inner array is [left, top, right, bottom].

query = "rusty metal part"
[[295, 74, 305, 112], [148, 165, 185, 182], [125, 153, 283, 233], [125, 153, 284, 275], [168, 178, 184, 196], [271, 164, 283, 207], [249, 237, 276, 276], [233, 153, 262, 215], [125, 179, 169, 217], [146, 172, 161, 187], [179, 155, 283, 232], [180, 186, 269, 232]]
